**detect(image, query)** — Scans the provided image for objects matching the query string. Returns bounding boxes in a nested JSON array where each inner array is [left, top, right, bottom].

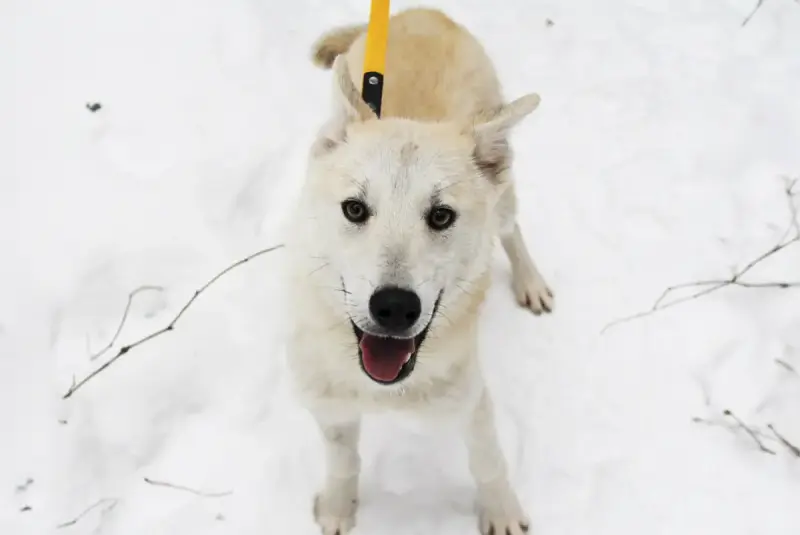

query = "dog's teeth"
[[404, 353, 412, 363]]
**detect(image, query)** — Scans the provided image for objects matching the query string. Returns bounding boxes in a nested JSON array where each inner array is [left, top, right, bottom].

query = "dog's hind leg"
[[496, 179, 554, 315], [464, 389, 530, 535], [311, 413, 361, 535]]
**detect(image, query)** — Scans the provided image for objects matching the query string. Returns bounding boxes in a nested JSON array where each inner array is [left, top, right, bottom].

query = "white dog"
[[283, 7, 553, 534]]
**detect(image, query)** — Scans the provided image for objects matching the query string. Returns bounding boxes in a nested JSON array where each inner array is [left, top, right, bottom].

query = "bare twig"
[[143, 477, 233, 498], [775, 358, 799, 376], [694, 412, 800, 458], [56, 498, 118, 529], [743, 0, 800, 26], [88, 285, 164, 361], [723, 409, 776, 455], [780, 178, 800, 241], [62, 243, 284, 399], [692, 415, 772, 441], [767, 424, 800, 457], [602, 180, 799, 334], [742, 0, 766, 27], [15, 477, 34, 493]]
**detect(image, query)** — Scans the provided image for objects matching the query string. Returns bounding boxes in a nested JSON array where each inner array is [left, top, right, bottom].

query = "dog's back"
[[310, 8, 503, 122]]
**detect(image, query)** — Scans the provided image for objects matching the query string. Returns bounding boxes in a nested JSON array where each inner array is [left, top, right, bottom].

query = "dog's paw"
[[476, 481, 530, 535], [478, 503, 531, 535], [511, 271, 553, 315], [479, 516, 530, 535], [313, 491, 357, 535]]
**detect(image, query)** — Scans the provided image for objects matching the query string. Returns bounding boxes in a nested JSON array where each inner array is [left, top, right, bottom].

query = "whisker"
[[309, 262, 331, 276], [433, 178, 471, 196], [455, 283, 474, 297], [310, 284, 352, 296], [321, 316, 351, 333], [357, 274, 376, 290]]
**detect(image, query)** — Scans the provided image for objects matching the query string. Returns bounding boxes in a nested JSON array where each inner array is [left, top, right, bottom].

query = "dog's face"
[[299, 57, 540, 385]]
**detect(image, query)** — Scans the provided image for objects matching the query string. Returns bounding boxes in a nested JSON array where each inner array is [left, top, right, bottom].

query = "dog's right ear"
[[311, 56, 378, 157], [469, 93, 541, 183]]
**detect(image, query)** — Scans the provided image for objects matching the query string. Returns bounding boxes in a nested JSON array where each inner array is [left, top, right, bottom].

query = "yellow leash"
[[361, 0, 390, 117]]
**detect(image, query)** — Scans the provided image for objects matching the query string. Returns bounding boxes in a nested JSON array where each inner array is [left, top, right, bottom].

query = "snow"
[[3, 0, 800, 533]]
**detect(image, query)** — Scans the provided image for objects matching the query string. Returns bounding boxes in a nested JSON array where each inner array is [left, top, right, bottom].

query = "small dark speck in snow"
[[16, 478, 34, 493]]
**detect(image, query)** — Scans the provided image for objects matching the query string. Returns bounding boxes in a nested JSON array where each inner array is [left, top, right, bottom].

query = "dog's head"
[[299, 57, 540, 385]]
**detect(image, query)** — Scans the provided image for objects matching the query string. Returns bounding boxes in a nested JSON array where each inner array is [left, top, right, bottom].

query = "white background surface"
[[2, 0, 800, 533]]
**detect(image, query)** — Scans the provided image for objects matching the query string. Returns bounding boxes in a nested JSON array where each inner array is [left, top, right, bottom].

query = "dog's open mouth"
[[351, 293, 442, 385], [356, 331, 417, 383]]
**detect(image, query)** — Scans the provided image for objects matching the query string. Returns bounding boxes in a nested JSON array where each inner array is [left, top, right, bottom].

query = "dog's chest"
[[285, 306, 482, 415], [290, 353, 482, 417]]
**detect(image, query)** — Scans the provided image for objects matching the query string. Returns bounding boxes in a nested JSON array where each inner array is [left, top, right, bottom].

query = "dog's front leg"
[[312, 412, 361, 535], [495, 177, 554, 316], [465, 389, 530, 535]]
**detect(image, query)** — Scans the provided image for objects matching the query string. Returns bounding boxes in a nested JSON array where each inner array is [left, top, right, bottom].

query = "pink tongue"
[[359, 334, 415, 382]]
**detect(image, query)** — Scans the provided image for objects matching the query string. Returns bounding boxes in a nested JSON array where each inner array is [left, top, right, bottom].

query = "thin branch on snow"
[[602, 179, 799, 334], [742, 0, 766, 27], [88, 285, 165, 361], [775, 358, 799, 377], [743, 0, 800, 27], [692, 415, 772, 441], [723, 409, 777, 455], [693, 412, 800, 458], [767, 424, 800, 457], [62, 243, 285, 400], [143, 477, 233, 498], [56, 498, 118, 529], [15, 477, 34, 493], [693, 411, 778, 455], [779, 178, 800, 241]]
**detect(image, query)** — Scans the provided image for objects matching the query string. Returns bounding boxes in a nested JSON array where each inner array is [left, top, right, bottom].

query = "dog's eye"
[[427, 206, 457, 231], [341, 199, 370, 224]]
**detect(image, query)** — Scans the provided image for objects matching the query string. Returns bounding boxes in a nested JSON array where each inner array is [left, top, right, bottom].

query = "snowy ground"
[[3, 0, 800, 533]]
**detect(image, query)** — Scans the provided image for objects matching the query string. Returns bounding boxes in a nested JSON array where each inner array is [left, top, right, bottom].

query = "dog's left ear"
[[470, 93, 541, 183], [311, 56, 378, 157]]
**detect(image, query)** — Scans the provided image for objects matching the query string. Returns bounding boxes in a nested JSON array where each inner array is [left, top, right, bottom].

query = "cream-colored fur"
[[285, 7, 553, 535]]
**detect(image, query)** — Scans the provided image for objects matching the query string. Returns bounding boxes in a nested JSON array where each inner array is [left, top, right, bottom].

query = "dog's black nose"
[[369, 286, 422, 332]]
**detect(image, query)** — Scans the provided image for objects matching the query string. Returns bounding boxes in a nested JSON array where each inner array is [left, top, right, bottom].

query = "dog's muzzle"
[[351, 289, 442, 385]]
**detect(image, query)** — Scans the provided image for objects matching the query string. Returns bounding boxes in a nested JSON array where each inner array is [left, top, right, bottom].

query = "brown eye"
[[427, 206, 457, 231], [341, 199, 370, 224]]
